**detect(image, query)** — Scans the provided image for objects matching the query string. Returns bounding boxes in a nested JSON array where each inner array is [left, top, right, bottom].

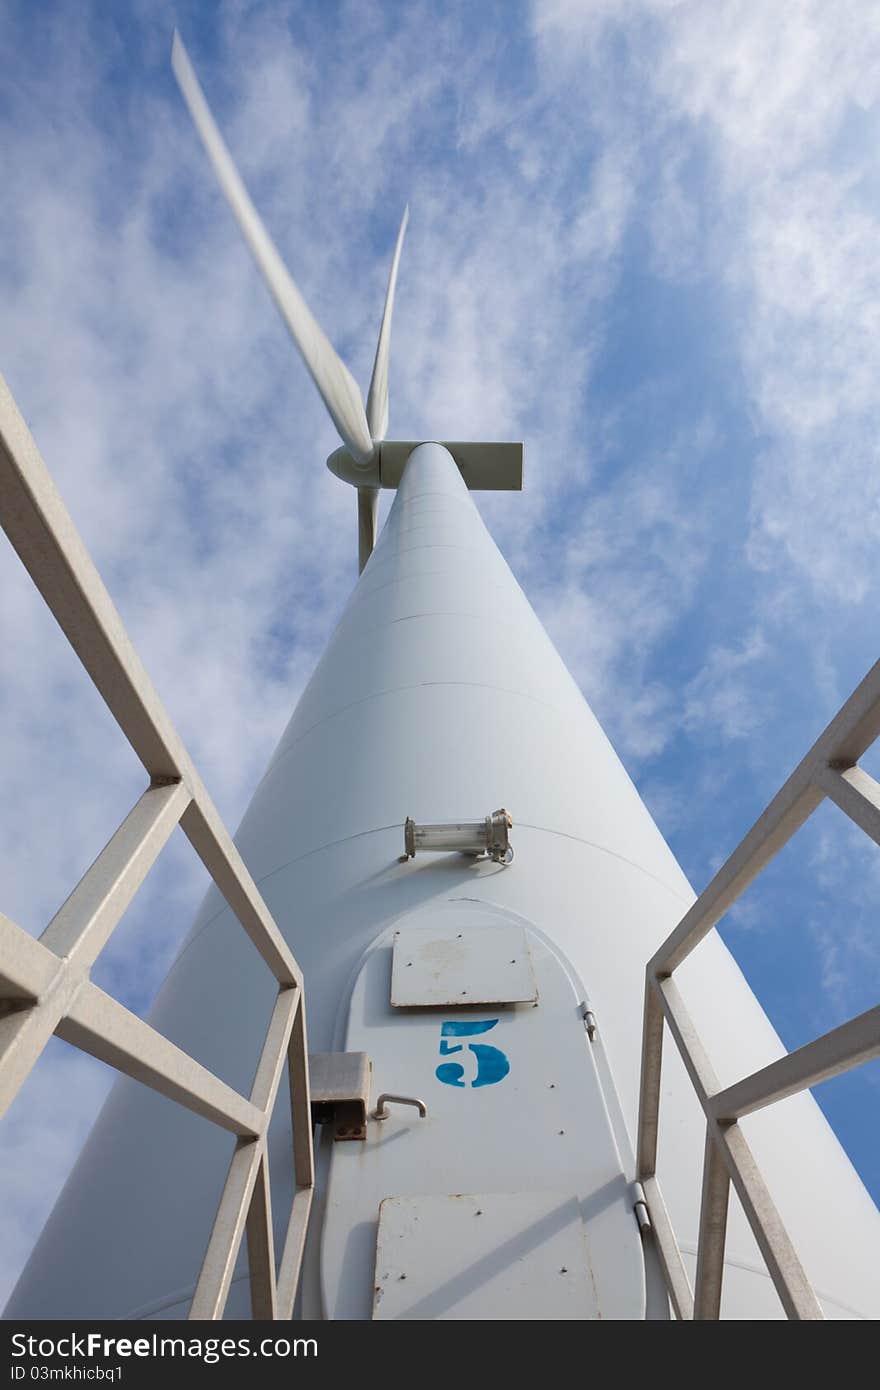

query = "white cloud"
[[533, 0, 880, 607], [804, 809, 880, 1022], [529, 422, 712, 763], [682, 630, 768, 742]]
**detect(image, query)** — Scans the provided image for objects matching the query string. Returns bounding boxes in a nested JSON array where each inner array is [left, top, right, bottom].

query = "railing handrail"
[[637, 656, 880, 1320], [0, 373, 313, 1320]]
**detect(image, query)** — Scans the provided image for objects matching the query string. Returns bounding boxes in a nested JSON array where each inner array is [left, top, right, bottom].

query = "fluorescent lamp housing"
[[403, 809, 513, 863]]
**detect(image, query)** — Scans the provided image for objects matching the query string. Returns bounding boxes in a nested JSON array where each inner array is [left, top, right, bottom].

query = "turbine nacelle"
[[327, 442, 523, 493]]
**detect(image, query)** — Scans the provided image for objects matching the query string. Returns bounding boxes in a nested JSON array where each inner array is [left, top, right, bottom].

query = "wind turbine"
[[169, 35, 517, 575], [3, 32, 878, 1322]]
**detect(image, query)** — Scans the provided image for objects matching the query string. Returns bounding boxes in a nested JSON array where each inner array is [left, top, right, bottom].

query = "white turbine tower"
[[3, 33, 879, 1321]]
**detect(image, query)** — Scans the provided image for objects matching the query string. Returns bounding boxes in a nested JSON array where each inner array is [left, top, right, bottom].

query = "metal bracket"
[[308, 1052, 371, 1141]]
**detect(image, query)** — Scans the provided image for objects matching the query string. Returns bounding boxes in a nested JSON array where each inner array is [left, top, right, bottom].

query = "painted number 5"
[[435, 1019, 510, 1088]]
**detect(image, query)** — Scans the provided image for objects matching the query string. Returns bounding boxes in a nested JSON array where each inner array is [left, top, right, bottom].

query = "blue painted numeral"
[[435, 1019, 509, 1088]]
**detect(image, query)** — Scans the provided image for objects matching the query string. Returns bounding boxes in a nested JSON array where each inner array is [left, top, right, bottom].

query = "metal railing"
[[637, 657, 880, 1319], [0, 374, 313, 1320]]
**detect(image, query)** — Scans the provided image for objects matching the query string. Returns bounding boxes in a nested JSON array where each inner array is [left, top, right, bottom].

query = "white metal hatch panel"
[[391, 905, 537, 1006], [321, 900, 646, 1320], [373, 1192, 598, 1320]]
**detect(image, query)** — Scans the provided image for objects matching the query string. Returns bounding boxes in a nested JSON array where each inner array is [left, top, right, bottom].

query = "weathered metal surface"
[[322, 906, 646, 1320], [693, 1129, 730, 1320], [308, 1052, 371, 1140], [391, 907, 536, 1007], [372, 1192, 598, 1320]]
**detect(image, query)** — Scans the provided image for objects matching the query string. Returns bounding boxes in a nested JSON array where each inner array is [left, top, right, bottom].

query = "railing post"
[[636, 972, 664, 1180], [693, 1126, 730, 1320]]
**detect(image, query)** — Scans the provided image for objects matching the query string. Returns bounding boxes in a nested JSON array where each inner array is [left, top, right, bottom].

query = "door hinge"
[[631, 1181, 652, 1234], [578, 1000, 597, 1041]]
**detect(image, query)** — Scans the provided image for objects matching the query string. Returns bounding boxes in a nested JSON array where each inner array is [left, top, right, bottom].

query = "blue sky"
[[1, 0, 878, 1306]]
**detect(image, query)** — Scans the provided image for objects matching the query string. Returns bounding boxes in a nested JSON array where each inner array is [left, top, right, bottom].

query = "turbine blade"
[[365, 205, 409, 442], [171, 31, 374, 466]]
